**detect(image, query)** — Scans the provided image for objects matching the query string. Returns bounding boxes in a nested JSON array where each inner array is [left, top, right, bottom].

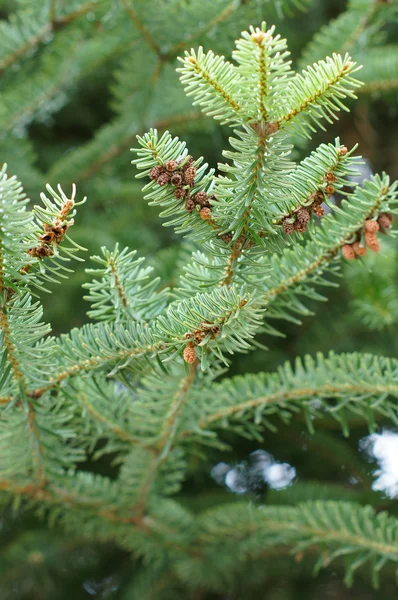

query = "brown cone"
[[183, 342, 196, 364], [352, 241, 367, 257], [342, 244, 355, 260]]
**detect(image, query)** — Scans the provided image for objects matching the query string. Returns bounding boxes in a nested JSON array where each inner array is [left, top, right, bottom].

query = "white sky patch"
[[360, 430, 398, 498]]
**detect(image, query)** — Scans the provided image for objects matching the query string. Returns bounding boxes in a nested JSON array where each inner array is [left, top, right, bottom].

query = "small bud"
[[294, 220, 307, 233], [181, 155, 193, 170], [312, 203, 325, 217], [264, 121, 279, 136], [310, 190, 324, 203], [251, 31, 266, 43], [364, 219, 379, 233], [342, 244, 355, 260], [324, 184, 335, 195], [338, 146, 348, 156], [183, 342, 196, 364], [325, 172, 337, 182]]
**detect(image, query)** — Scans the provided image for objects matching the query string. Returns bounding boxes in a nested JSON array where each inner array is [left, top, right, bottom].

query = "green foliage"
[[186, 351, 398, 441], [1, 3, 398, 598]]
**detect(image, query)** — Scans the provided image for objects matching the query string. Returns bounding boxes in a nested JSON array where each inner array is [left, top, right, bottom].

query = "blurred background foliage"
[[0, 0, 398, 598]]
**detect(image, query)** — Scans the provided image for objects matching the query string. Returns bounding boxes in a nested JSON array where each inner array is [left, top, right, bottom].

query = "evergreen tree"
[[1, 1, 398, 598]]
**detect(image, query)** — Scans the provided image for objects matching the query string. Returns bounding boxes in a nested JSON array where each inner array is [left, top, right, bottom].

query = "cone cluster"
[[281, 171, 338, 236], [341, 213, 393, 260], [27, 202, 74, 260], [149, 157, 212, 216], [183, 322, 220, 364]]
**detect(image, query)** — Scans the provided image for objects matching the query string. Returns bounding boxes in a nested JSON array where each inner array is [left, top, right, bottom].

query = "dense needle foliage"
[[1, 1, 398, 599]]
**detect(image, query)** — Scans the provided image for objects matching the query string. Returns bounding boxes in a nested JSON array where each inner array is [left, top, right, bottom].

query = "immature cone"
[[185, 196, 196, 212], [165, 160, 178, 172], [365, 231, 380, 252], [183, 342, 196, 364], [364, 219, 380, 233], [200, 207, 211, 220], [310, 190, 323, 203], [294, 220, 307, 233], [282, 218, 294, 235], [312, 203, 325, 217], [195, 191, 208, 207], [157, 172, 170, 186], [325, 172, 337, 182], [174, 187, 186, 200], [182, 155, 193, 169], [170, 173, 183, 186], [296, 208, 310, 224], [184, 166, 197, 185], [149, 165, 163, 180], [342, 244, 355, 260], [378, 213, 392, 229], [324, 184, 335, 195], [352, 241, 367, 257]]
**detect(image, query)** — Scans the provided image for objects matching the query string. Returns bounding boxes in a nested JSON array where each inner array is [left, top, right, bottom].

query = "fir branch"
[[232, 23, 293, 121], [298, 0, 395, 68], [0, 285, 263, 404], [0, 1, 100, 75], [120, 0, 162, 58], [273, 139, 360, 226], [196, 501, 398, 587], [131, 363, 197, 520], [358, 46, 398, 93], [48, 111, 202, 185], [83, 244, 168, 323], [178, 47, 244, 125], [260, 174, 397, 324], [275, 54, 363, 137], [180, 352, 398, 441], [165, 1, 237, 59]]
